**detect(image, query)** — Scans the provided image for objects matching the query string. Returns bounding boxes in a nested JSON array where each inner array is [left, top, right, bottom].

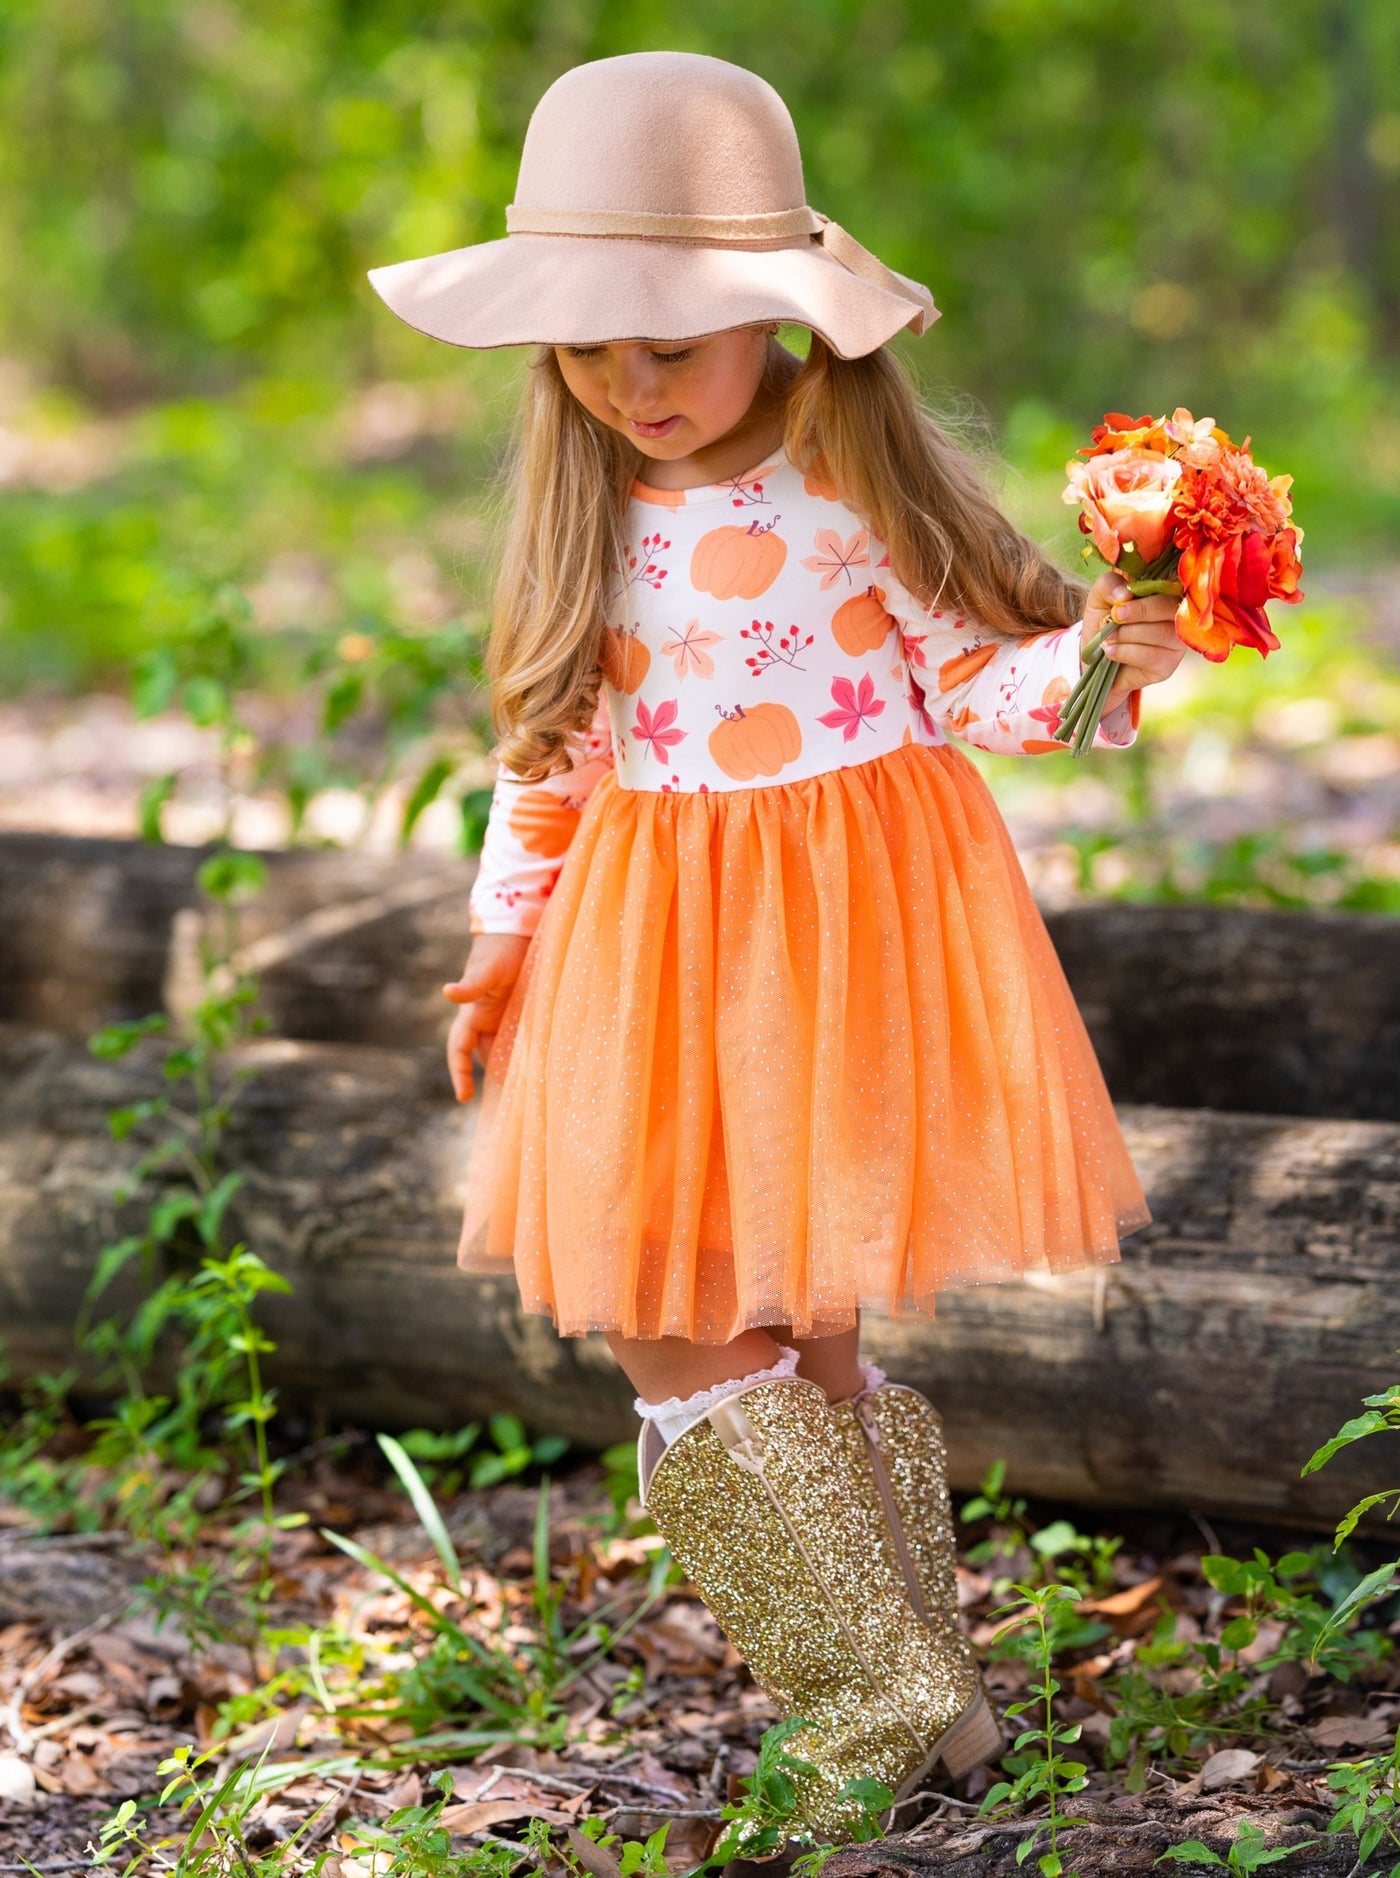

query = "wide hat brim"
[[367, 232, 936, 362]]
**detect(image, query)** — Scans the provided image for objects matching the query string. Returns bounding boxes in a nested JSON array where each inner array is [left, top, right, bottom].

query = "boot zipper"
[[854, 1397, 929, 1623]]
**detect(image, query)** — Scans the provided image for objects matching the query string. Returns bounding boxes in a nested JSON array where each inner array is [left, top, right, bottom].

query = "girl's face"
[[553, 326, 773, 461]]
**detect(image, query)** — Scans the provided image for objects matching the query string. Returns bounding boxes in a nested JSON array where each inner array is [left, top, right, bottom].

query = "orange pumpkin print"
[[708, 701, 803, 781], [937, 642, 998, 693], [802, 455, 840, 501], [507, 788, 580, 858], [600, 623, 650, 694], [832, 584, 898, 656], [691, 518, 787, 600]]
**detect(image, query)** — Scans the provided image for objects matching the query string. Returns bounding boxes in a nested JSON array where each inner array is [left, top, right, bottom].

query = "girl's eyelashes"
[[562, 344, 694, 363]]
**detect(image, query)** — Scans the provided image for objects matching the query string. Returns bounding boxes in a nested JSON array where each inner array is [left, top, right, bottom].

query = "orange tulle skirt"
[[459, 739, 1150, 1343]]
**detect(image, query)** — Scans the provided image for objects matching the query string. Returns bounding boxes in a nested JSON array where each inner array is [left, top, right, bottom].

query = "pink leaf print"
[[662, 618, 724, 680], [632, 696, 687, 762], [802, 527, 869, 589], [817, 673, 886, 742]]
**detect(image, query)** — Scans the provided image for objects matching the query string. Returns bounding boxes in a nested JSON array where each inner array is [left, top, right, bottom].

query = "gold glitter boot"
[[639, 1376, 996, 1843], [832, 1380, 996, 1720]]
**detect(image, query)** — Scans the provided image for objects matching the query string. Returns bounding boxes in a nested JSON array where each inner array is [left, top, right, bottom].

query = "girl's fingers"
[[1108, 597, 1180, 626]]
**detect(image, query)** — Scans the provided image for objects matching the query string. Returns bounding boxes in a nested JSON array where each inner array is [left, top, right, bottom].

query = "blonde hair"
[[486, 333, 1086, 781]]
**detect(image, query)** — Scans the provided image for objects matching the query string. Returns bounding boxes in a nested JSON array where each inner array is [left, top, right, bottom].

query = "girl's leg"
[[774, 1321, 864, 1402], [605, 1321, 864, 1406], [605, 1327, 788, 1405]]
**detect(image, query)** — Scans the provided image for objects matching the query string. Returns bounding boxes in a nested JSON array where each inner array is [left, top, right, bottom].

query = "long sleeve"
[[872, 541, 1139, 757], [468, 690, 615, 937]]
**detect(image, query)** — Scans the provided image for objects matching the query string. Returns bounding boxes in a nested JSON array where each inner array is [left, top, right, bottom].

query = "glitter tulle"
[[458, 737, 1150, 1342]]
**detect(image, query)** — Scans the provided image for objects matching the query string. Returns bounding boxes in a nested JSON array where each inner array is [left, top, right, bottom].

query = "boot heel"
[[934, 1690, 1001, 1778]]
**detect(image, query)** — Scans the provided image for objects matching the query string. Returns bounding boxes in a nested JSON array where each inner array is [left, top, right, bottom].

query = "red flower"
[[818, 673, 886, 741]]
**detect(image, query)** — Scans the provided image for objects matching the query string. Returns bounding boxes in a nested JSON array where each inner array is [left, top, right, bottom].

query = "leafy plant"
[[1155, 1818, 1314, 1875], [1325, 1742, 1400, 1878], [321, 1441, 673, 1744], [1200, 1549, 1389, 1682], [979, 1581, 1091, 1878], [699, 1716, 893, 1865], [90, 1739, 337, 1875], [1299, 1357, 1400, 1870]]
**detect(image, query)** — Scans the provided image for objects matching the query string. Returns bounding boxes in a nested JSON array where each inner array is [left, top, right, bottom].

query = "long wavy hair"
[[485, 331, 1087, 781]]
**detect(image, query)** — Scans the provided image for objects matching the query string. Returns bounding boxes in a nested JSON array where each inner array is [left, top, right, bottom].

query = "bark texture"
[[1, 1024, 1392, 1530]]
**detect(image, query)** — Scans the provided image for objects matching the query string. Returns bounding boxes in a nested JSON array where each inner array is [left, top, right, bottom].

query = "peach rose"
[[1064, 447, 1184, 566]]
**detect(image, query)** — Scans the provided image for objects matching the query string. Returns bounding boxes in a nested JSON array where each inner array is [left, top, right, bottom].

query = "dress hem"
[[455, 1201, 1152, 1344]]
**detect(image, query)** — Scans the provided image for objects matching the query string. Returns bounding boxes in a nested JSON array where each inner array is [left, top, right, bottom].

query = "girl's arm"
[[467, 690, 614, 936], [875, 548, 1139, 756]]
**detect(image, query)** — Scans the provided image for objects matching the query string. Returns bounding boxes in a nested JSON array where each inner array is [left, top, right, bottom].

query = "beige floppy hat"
[[367, 50, 938, 361]]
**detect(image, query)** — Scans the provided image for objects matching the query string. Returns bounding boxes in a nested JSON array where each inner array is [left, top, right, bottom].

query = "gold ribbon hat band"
[[503, 202, 938, 331]]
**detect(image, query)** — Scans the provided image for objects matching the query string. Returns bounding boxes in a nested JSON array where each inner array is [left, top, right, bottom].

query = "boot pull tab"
[[708, 1399, 767, 1476], [853, 1395, 883, 1447]]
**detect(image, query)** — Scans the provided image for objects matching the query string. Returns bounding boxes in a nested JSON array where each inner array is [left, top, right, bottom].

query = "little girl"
[[370, 49, 1183, 1841]]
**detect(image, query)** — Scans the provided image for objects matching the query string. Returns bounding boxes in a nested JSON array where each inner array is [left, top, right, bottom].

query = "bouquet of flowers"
[[1054, 409, 1304, 754]]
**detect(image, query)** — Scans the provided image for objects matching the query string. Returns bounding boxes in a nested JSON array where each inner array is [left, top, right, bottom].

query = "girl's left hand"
[[1081, 568, 1188, 710]]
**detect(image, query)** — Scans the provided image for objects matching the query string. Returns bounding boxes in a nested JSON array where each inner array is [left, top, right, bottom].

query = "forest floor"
[[0, 1443, 1393, 1875]]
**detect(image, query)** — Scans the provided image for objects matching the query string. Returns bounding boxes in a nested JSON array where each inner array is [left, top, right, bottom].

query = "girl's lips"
[[627, 415, 680, 438]]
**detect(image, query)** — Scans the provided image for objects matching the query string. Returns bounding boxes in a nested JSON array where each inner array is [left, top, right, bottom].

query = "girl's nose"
[[607, 353, 665, 415]]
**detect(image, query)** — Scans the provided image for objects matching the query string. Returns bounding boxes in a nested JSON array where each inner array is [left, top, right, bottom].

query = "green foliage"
[[395, 1414, 568, 1497], [2, 1, 1396, 480], [979, 1582, 1092, 1878], [1155, 1819, 1315, 1875], [0, 0, 1398, 709], [697, 1715, 893, 1864], [1101, 1544, 1387, 1788], [1298, 1355, 1400, 1868], [90, 1740, 339, 1876], [960, 1459, 1120, 1632], [319, 1450, 675, 1743], [1325, 1743, 1400, 1878]]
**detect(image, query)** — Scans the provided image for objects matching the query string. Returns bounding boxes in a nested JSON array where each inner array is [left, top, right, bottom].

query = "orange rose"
[[1064, 447, 1183, 565]]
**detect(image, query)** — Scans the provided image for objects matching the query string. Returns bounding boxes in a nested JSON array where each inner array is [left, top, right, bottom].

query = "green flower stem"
[[1126, 577, 1185, 598], [1054, 623, 1116, 744], [1070, 651, 1119, 757]]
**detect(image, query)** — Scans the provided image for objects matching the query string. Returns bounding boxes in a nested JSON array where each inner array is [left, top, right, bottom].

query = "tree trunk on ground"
[[1, 1024, 1393, 1531], [3, 832, 1400, 1119]]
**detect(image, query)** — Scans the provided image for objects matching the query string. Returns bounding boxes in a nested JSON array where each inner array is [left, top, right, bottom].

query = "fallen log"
[[1, 1023, 1393, 1530], [2, 833, 1400, 1118]]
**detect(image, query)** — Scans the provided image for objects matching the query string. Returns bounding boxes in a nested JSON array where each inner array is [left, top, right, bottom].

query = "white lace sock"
[[634, 1345, 801, 1450]]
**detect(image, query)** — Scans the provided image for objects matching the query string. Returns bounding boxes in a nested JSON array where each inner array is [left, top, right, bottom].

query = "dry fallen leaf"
[[439, 1798, 571, 1833], [1078, 1575, 1165, 1617], [1194, 1748, 1260, 1793], [567, 1825, 624, 1878], [1310, 1713, 1394, 1749], [0, 1752, 36, 1805]]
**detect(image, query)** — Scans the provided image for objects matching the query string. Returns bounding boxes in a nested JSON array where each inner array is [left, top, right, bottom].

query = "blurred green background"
[[2, 0, 1398, 904]]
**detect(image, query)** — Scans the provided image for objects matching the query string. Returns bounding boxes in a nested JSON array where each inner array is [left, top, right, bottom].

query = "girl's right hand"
[[442, 934, 531, 1102]]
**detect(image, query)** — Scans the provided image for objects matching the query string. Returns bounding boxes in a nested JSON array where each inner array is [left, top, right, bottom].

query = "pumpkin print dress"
[[458, 443, 1151, 1343]]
